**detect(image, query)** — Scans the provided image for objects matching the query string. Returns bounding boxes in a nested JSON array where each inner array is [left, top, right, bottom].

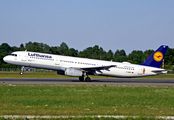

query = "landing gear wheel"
[[19, 72, 23, 75], [85, 77, 91, 82], [79, 76, 84, 81], [20, 66, 24, 75]]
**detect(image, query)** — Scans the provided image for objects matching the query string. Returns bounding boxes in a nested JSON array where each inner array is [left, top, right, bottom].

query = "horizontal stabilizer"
[[151, 70, 168, 74]]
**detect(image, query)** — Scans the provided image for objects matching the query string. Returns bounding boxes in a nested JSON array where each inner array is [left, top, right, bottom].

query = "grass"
[[1, 85, 174, 116], [0, 71, 174, 79], [0, 117, 168, 120]]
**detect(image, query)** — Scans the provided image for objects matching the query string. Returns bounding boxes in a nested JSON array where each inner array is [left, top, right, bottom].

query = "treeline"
[[0, 41, 174, 69]]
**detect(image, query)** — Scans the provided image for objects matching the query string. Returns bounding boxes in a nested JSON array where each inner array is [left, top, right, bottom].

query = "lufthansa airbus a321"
[[3, 45, 168, 81]]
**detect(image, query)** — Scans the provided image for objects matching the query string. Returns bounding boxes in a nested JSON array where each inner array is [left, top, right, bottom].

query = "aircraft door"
[[138, 67, 145, 75], [55, 56, 60, 65], [21, 51, 27, 61]]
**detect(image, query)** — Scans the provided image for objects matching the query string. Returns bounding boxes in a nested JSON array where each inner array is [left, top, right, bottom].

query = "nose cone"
[[3, 56, 9, 63]]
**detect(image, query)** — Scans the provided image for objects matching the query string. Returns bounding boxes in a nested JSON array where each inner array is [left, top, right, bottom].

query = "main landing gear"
[[20, 66, 24, 75], [85, 77, 91, 82], [79, 76, 84, 81], [79, 74, 91, 82]]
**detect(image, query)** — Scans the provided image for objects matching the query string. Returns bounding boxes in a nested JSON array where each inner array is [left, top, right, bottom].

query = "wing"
[[72, 65, 116, 74], [81, 65, 116, 71]]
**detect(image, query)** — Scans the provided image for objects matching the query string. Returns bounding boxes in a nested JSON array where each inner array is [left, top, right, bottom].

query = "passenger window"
[[10, 54, 17, 57]]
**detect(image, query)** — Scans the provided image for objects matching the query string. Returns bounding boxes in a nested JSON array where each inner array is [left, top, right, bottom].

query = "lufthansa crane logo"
[[153, 51, 163, 62]]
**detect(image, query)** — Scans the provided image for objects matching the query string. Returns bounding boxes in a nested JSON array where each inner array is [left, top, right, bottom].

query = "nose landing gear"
[[20, 66, 24, 75]]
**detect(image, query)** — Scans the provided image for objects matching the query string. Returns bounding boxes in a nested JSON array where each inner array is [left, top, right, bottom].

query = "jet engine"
[[65, 68, 84, 77]]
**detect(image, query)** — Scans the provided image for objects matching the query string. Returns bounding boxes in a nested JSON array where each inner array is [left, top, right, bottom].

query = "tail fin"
[[140, 45, 168, 68]]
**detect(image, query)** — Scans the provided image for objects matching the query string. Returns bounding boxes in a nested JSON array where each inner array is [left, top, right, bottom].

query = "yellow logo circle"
[[153, 51, 163, 62]]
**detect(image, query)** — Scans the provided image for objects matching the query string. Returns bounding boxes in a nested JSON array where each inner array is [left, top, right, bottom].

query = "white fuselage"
[[3, 51, 167, 77]]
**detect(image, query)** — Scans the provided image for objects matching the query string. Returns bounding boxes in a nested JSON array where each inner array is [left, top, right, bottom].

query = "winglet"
[[140, 45, 168, 68]]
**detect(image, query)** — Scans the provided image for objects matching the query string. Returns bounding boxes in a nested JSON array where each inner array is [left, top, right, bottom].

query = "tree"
[[99, 47, 107, 60], [78, 47, 93, 58], [1, 41, 174, 69], [128, 50, 144, 64], [0, 43, 11, 53], [50, 46, 58, 54], [119, 49, 126, 56], [68, 48, 78, 57], [0, 43, 13, 68], [25, 41, 34, 51], [143, 49, 154, 60], [92, 45, 99, 59], [43, 44, 50, 53], [20, 44, 25, 51], [57, 42, 69, 55], [33, 42, 42, 52], [11, 46, 20, 51], [165, 47, 174, 66], [106, 50, 113, 61], [114, 49, 127, 62]]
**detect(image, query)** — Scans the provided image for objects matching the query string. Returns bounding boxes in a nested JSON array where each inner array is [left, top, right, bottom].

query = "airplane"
[[3, 45, 168, 81]]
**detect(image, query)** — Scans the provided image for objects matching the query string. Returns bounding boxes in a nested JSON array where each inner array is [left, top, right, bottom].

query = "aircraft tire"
[[79, 76, 84, 81], [85, 77, 91, 82], [19, 72, 23, 75]]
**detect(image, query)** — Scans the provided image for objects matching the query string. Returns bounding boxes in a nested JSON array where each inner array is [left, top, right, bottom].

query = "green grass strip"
[[0, 117, 168, 120], [1, 85, 174, 116]]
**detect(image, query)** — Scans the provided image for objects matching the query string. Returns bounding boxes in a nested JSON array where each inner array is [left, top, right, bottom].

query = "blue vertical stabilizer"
[[140, 45, 168, 68]]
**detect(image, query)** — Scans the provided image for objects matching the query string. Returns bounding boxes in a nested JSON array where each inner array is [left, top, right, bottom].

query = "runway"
[[0, 78, 174, 86]]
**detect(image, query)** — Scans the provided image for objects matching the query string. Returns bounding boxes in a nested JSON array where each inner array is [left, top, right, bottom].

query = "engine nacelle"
[[65, 68, 83, 77]]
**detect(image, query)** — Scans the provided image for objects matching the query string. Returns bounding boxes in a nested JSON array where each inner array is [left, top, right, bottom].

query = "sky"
[[0, 0, 174, 54]]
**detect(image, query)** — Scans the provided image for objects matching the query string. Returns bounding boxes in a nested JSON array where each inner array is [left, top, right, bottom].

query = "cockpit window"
[[10, 54, 17, 57]]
